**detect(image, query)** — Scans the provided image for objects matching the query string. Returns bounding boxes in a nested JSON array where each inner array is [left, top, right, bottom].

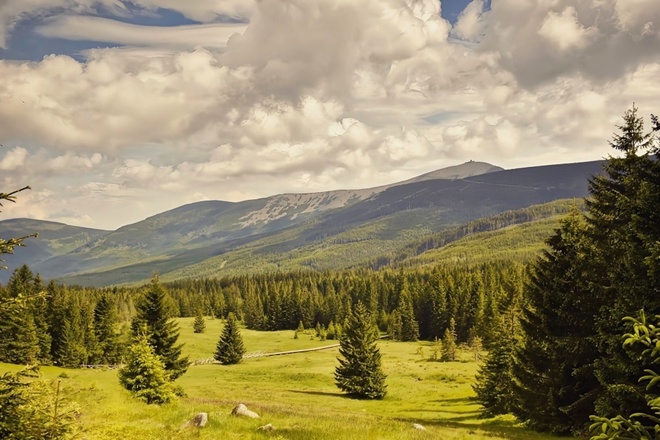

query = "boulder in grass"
[[258, 423, 275, 432], [231, 403, 260, 419], [180, 412, 208, 429], [412, 423, 426, 431]]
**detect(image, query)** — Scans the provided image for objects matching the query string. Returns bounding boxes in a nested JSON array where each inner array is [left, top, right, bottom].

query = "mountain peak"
[[395, 161, 503, 186]]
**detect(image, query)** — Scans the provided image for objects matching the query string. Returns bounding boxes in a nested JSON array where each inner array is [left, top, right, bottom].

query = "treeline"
[[0, 265, 134, 367], [0, 258, 528, 368], [165, 261, 526, 345]]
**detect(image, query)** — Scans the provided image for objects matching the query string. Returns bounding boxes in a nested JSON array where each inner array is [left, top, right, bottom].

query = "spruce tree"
[[93, 294, 121, 364], [131, 275, 189, 380], [441, 318, 457, 362], [0, 298, 38, 364], [397, 283, 419, 342], [193, 313, 206, 334], [587, 107, 660, 417], [508, 107, 660, 434], [118, 335, 176, 404], [511, 211, 601, 434], [335, 301, 387, 399], [473, 318, 517, 417], [56, 315, 87, 368], [214, 312, 245, 365], [0, 365, 79, 439]]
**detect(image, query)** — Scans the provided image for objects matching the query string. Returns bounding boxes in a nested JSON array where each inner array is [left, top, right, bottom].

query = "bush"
[[0, 365, 79, 439], [118, 336, 176, 404]]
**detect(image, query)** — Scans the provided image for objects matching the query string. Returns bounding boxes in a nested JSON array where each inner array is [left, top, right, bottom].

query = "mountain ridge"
[[0, 159, 602, 286]]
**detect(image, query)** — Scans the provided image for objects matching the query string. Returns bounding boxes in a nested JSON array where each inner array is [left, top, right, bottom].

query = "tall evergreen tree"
[[473, 317, 518, 417], [335, 301, 387, 399], [214, 312, 245, 365], [93, 294, 121, 364], [131, 275, 189, 380], [587, 107, 660, 417], [507, 108, 660, 434], [511, 211, 601, 434], [57, 314, 87, 368], [397, 281, 419, 342], [0, 297, 38, 364]]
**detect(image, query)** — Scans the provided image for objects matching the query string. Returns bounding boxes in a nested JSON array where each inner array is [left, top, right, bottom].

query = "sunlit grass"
[[0, 318, 565, 439]]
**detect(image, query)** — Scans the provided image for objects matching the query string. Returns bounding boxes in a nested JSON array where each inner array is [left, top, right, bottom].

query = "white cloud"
[[0, 147, 28, 170], [36, 16, 246, 50], [480, 0, 660, 87], [132, 0, 254, 22], [538, 7, 599, 53], [451, 0, 487, 42], [0, 0, 130, 48]]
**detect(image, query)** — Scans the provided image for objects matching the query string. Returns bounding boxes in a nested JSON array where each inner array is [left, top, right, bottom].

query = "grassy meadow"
[[1, 318, 564, 439]]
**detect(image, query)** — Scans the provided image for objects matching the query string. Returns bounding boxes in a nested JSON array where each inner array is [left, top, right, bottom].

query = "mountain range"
[[0, 159, 604, 287]]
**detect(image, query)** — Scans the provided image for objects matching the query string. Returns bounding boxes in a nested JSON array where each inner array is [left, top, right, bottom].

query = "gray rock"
[[231, 403, 260, 419], [412, 423, 426, 431], [180, 412, 208, 429], [258, 423, 275, 431]]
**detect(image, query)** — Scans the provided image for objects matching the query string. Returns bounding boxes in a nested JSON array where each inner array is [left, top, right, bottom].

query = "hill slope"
[[0, 219, 109, 284], [0, 159, 603, 286]]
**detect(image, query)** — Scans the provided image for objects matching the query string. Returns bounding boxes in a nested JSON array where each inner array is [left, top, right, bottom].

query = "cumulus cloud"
[[2, 0, 660, 229], [451, 0, 487, 42], [479, 0, 660, 88]]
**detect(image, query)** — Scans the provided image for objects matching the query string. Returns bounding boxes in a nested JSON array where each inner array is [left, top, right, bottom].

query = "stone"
[[258, 423, 275, 431], [180, 412, 208, 429], [231, 403, 260, 419], [412, 423, 426, 431]]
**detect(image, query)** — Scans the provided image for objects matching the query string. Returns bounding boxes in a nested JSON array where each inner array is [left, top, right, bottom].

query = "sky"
[[1, 0, 660, 230]]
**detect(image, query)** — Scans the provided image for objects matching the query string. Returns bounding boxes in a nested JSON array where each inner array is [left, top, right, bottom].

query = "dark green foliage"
[[214, 312, 245, 365], [243, 289, 265, 330], [131, 275, 189, 380], [118, 335, 176, 404], [512, 211, 601, 434], [587, 108, 660, 418], [0, 298, 39, 364], [335, 301, 387, 399], [473, 319, 517, 417], [93, 294, 122, 364], [590, 311, 660, 439], [0, 366, 79, 439], [56, 316, 88, 368], [394, 280, 419, 342], [500, 107, 660, 434], [193, 313, 206, 334], [0, 265, 52, 365]]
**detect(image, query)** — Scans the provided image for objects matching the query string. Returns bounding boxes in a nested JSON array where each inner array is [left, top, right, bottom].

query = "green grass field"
[[1, 318, 565, 439]]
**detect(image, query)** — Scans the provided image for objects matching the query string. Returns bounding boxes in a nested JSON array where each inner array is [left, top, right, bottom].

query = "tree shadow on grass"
[[428, 397, 476, 404], [392, 416, 567, 440], [288, 390, 351, 399]]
